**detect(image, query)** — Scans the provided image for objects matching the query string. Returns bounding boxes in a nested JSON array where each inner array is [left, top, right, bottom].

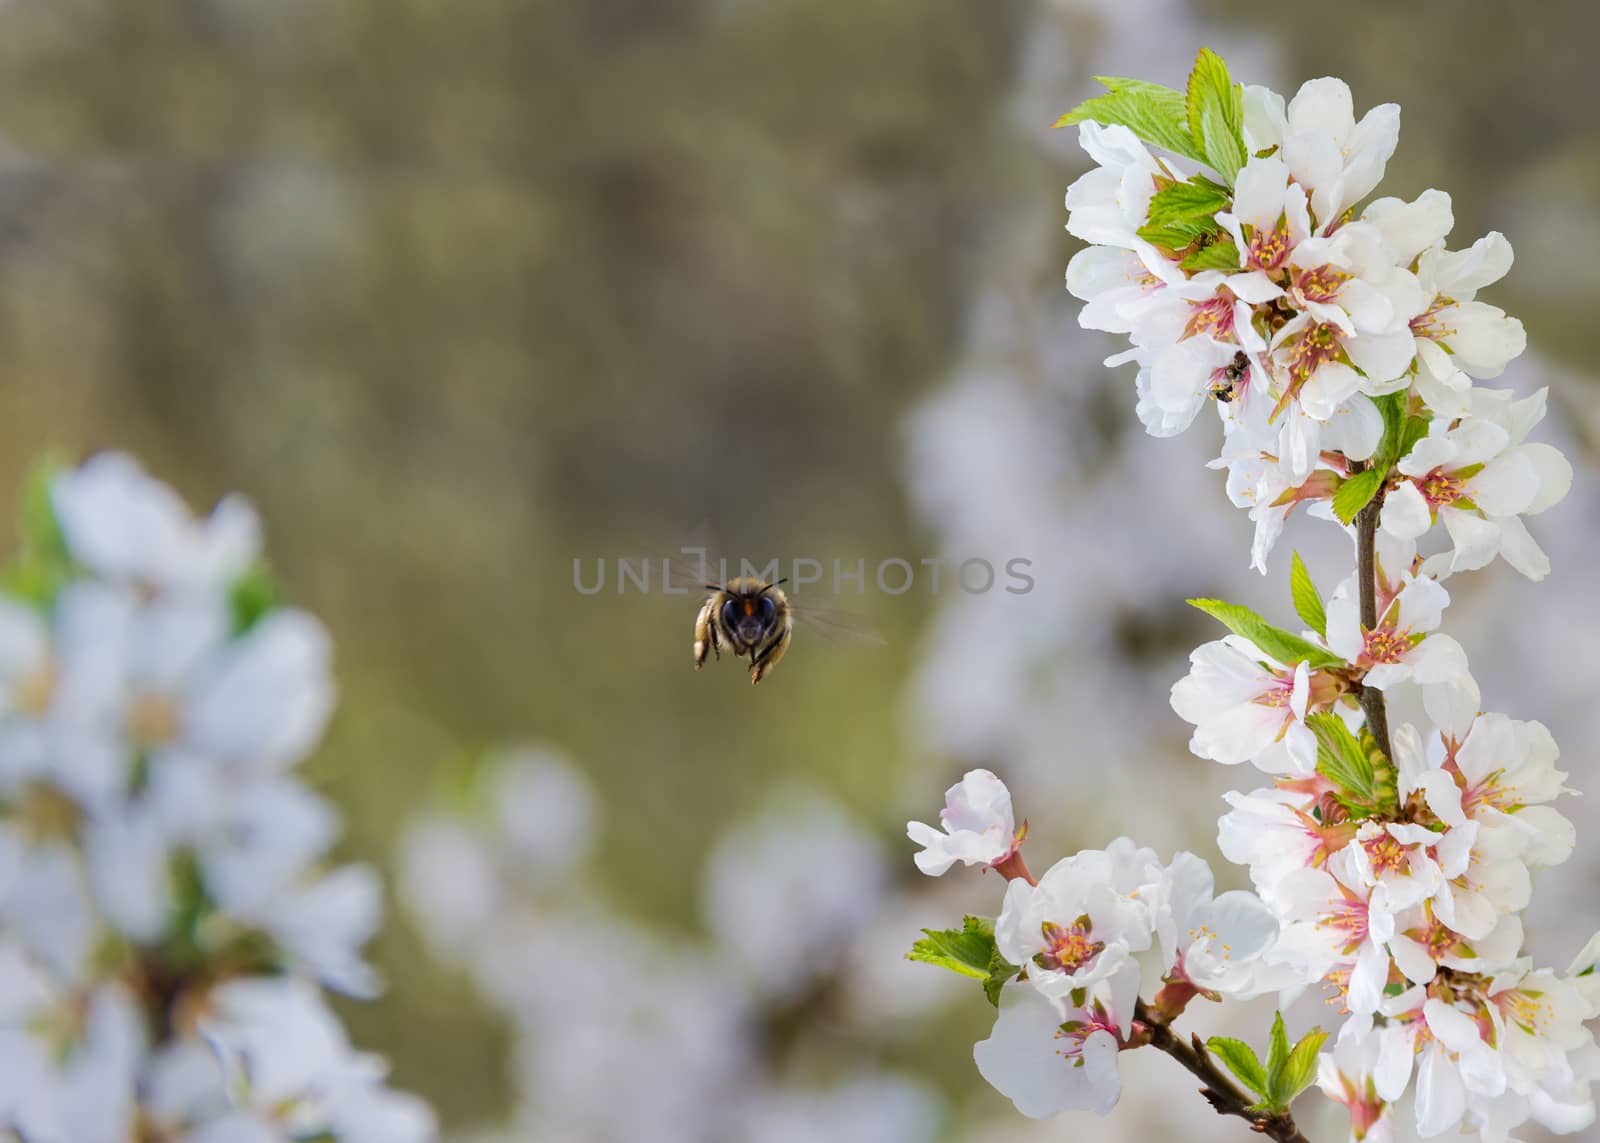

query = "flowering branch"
[[904, 44, 1597, 1143], [1134, 1000, 1311, 1143]]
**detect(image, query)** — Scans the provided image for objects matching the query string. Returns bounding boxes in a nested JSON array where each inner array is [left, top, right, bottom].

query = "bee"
[[1209, 351, 1251, 403], [694, 576, 793, 686]]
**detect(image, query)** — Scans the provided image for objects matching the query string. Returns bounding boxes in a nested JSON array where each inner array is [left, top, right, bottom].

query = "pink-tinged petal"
[[1513, 805, 1575, 867], [1381, 481, 1432, 540], [1398, 433, 1459, 477], [1300, 362, 1362, 419], [1343, 329, 1416, 384], [1288, 77, 1355, 144], [1422, 231, 1514, 300], [1324, 594, 1365, 662], [1494, 515, 1550, 580], [1390, 934, 1437, 985], [1321, 393, 1384, 461], [1447, 302, 1525, 378], [1241, 85, 1286, 151], [1404, 633, 1468, 686], [1467, 451, 1539, 517], [1519, 442, 1572, 515], [1192, 703, 1287, 766], [1414, 1045, 1467, 1137], [1364, 189, 1453, 265], [1439, 507, 1501, 573], [1394, 577, 1450, 632], [974, 986, 1120, 1119], [1231, 156, 1291, 231]]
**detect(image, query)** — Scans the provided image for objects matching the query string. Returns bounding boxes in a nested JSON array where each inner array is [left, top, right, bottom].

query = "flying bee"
[[647, 544, 880, 686], [1209, 351, 1251, 404], [694, 575, 794, 686]]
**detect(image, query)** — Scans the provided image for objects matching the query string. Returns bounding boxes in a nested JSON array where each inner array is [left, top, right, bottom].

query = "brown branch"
[[1134, 1000, 1312, 1143], [1353, 485, 1393, 764]]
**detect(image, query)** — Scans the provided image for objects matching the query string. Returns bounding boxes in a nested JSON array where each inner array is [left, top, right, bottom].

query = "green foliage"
[[1146, 181, 1231, 227], [1187, 598, 1344, 669], [907, 916, 1019, 1007], [1289, 552, 1326, 638], [1265, 1015, 1328, 1110], [230, 563, 280, 634], [1206, 1036, 1269, 1099], [1186, 48, 1248, 183], [1055, 77, 1206, 165], [1332, 467, 1386, 525], [1180, 238, 1242, 271], [1209, 1015, 1326, 1113], [0, 455, 74, 608], [1309, 713, 1398, 817]]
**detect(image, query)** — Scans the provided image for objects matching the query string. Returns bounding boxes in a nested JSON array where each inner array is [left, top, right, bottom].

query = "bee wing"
[[789, 600, 886, 646]]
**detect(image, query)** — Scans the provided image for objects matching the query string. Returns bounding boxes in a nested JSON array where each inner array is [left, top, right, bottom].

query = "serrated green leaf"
[[1180, 238, 1242, 271], [908, 916, 1018, 1007], [1206, 1037, 1269, 1098], [1308, 712, 1379, 809], [1187, 598, 1344, 669], [1289, 552, 1326, 638], [1186, 48, 1247, 183], [907, 916, 996, 981], [1136, 217, 1220, 250], [1271, 1027, 1328, 1107], [1056, 77, 1207, 164], [1146, 181, 1231, 227], [984, 941, 1021, 1007], [1266, 1011, 1290, 1084], [1332, 467, 1386, 525]]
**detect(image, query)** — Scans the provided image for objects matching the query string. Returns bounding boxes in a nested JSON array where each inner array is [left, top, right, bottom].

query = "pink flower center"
[[1362, 626, 1411, 665], [1409, 296, 1458, 341], [1253, 677, 1296, 709], [1294, 264, 1351, 304], [1418, 469, 1464, 509], [1053, 1004, 1120, 1064], [1036, 917, 1105, 974], [1248, 219, 1292, 272], [1284, 322, 1341, 385], [1183, 295, 1236, 342], [1362, 833, 1409, 877]]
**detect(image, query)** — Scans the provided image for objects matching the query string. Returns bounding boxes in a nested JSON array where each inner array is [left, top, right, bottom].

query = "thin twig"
[[1135, 1000, 1312, 1143], [1353, 485, 1393, 763]]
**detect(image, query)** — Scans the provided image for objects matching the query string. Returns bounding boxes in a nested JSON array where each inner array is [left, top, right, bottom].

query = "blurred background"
[[0, 0, 1596, 1139]]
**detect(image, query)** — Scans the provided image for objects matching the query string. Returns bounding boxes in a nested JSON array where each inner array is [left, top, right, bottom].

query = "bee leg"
[[747, 625, 791, 686], [693, 599, 717, 670]]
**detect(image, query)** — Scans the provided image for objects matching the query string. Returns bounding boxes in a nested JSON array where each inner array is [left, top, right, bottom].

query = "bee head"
[[718, 578, 786, 646]]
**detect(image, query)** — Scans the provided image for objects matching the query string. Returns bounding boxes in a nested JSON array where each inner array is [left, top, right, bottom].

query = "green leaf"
[[907, 916, 996, 982], [229, 563, 279, 635], [1187, 598, 1344, 669], [908, 916, 1019, 1007], [1185, 48, 1247, 184], [1289, 552, 1326, 638], [1266, 1011, 1290, 1083], [1146, 181, 1231, 227], [1, 454, 75, 608], [1332, 467, 1386, 525], [1206, 1037, 1269, 1098], [1269, 1026, 1329, 1108], [1056, 77, 1208, 165], [1397, 414, 1432, 463], [1180, 238, 1242, 271], [1308, 712, 1382, 812], [1136, 217, 1220, 250]]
